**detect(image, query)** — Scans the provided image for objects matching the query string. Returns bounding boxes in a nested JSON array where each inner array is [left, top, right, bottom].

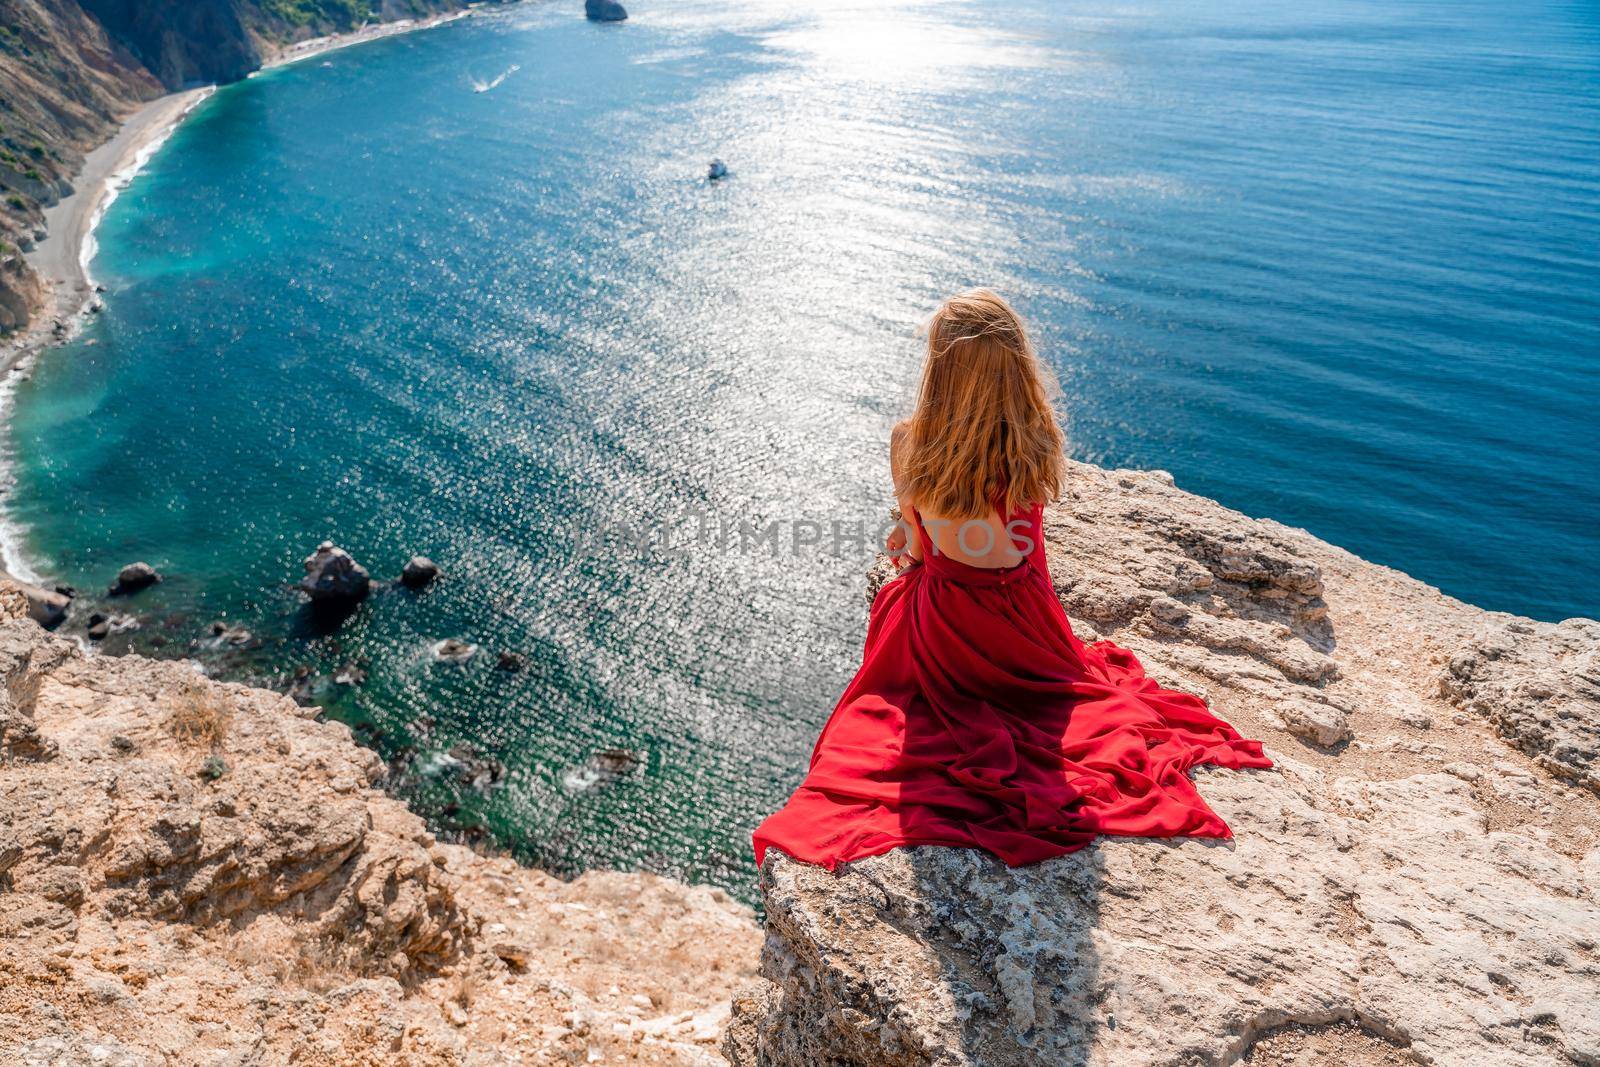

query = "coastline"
[[0, 6, 488, 587]]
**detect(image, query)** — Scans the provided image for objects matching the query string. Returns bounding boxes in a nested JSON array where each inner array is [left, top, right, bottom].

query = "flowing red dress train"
[[753, 503, 1272, 870]]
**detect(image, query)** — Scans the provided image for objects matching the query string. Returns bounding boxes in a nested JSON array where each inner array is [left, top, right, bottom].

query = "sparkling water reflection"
[[6, 0, 1598, 894]]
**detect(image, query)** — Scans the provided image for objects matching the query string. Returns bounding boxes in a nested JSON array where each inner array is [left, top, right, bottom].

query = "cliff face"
[[0, 0, 493, 336], [727, 461, 1600, 1067], [0, 599, 761, 1064]]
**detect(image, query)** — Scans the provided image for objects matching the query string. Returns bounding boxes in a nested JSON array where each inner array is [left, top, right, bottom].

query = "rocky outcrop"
[[106, 560, 159, 596], [729, 461, 1600, 1067], [76, 0, 260, 88], [586, 0, 628, 23], [300, 539, 371, 602], [402, 554, 441, 589], [0, 601, 760, 1063]]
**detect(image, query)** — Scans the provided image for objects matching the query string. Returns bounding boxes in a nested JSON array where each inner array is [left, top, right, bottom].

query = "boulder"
[[585, 0, 628, 21], [0, 576, 71, 628], [400, 555, 441, 589], [299, 541, 370, 603], [107, 561, 160, 596]]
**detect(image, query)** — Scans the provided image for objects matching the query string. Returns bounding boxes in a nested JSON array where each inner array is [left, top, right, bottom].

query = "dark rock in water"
[[445, 742, 505, 791], [212, 624, 252, 648], [432, 638, 477, 663], [564, 746, 644, 792], [595, 747, 642, 774], [333, 662, 367, 686], [400, 555, 441, 589], [54, 584, 76, 598], [299, 541, 370, 603], [708, 158, 728, 180], [87, 618, 111, 641], [495, 650, 527, 672], [585, 0, 628, 22], [108, 561, 160, 596]]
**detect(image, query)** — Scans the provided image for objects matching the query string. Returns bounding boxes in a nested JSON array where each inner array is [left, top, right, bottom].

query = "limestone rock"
[[0, 616, 759, 1062], [729, 462, 1600, 1066], [1442, 616, 1599, 791], [0, 575, 71, 628]]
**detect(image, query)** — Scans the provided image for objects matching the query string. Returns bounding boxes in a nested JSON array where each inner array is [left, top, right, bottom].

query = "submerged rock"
[[495, 650, 527, 672], [442, 742, 505, 791], [432, 638, 477, 663], [108, 561, 160, 597], [585, 0, 628, 21], [400, 555, 441, 589], [299, 542, 370, 603]]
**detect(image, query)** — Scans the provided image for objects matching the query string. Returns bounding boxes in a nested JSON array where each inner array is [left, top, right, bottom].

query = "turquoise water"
[[7, 0, 1599, 890]]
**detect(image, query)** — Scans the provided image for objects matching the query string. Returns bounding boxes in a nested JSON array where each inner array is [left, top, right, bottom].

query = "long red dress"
[[753, 502, 1272, 870]]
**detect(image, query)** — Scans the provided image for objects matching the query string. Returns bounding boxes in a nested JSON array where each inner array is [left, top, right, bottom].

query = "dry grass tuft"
[[167, 678, 233, 749]]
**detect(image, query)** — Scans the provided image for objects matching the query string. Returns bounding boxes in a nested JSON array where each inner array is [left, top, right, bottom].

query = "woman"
[[753, 289, 1271, 870]]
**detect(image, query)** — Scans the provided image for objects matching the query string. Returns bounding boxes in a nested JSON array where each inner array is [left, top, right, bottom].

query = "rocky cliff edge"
[[727, 461, 1600, 1067], [0, 593, 761, 1066]]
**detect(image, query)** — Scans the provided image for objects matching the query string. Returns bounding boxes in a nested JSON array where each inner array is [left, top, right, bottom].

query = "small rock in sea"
[[94, 283, 107, 293], [87, 618, 110, 641], [54, 584, 76, 598], [585, 0, 628, 21], [495, 650, 527, 672], [444, 742, 505, 791], [432, 638, 477, 663], [562, 746, 643, 792], [299, 541, 370, 602], [595, 747, 641, 774], [199, 755, 229, 781], [400, 555, 441, 589], [108, 561, 160, 597], [88, 300, 104, 314], [333, 662, 368, 686], [707, 158, 728, 181]]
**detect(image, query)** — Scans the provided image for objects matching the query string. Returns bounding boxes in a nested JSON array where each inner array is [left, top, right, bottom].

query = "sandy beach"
[[0, 6, 490, 591], [3, 8, 483, 381]]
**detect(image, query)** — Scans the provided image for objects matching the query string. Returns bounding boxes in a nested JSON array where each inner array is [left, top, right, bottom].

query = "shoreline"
[[0, 6, 489, 586]]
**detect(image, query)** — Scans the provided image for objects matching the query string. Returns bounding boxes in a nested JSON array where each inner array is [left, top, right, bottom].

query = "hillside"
[[0, 0, 497, 334]]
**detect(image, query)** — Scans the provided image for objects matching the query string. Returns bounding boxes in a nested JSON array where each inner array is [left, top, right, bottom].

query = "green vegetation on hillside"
[[260, 0, 375, 31]]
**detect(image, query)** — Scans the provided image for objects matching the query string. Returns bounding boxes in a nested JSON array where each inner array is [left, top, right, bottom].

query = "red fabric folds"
[[753, 504, 1272, 870]]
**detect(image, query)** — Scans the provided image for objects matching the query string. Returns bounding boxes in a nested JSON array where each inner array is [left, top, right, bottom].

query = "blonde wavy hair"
[[899, 289, 1065, 520]]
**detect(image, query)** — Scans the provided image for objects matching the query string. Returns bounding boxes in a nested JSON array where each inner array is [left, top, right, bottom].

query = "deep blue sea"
[[6, 0, 1598, 891]]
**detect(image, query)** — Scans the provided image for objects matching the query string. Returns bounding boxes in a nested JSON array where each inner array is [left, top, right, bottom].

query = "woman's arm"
[[887, 421, 922, 565]]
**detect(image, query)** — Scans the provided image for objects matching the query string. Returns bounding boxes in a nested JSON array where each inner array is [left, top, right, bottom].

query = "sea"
[[5, 0, 1597, 893]]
